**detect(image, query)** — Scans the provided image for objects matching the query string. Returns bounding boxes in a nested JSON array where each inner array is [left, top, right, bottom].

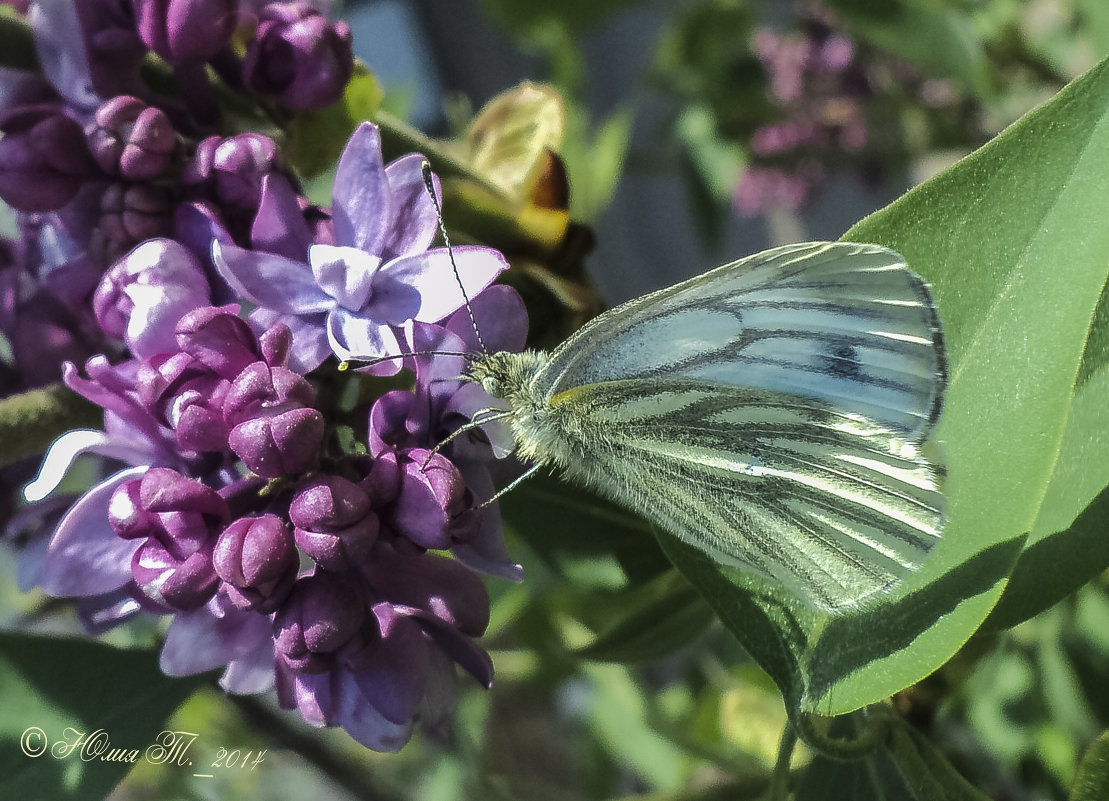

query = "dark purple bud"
[[93, 238, 212, 358], [98, 182, 174, 250], [243, 3, 354, 110], [136, 350, 232, 452], [111, 467, 229, 610], [132, 537, 218, 610], [133, 0, 237, 65], [386, 449, 468, 550], [184, 133, 280, 210], [290, 475, 378, 570], [273, 572, 366, 673], [213, 514, 298, 612], [174, 305, 262, 378], [227, 407, 324, 478], [86, 95, 177, 179], [0, 105, 98, 212], [224, 362, 323, 477]]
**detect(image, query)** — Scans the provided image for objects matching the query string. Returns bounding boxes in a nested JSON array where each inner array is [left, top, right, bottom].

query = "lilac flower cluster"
[[733, 17, 867, 217], [0, 1, 355, 389], [3, 2, 527, 751]]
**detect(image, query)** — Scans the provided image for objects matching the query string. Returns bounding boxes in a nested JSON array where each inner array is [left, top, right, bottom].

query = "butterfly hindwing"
[[548, 379, 944, 609]]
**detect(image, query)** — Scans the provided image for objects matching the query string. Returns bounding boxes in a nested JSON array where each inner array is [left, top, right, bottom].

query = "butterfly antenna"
[[422, 161, 489, 356]]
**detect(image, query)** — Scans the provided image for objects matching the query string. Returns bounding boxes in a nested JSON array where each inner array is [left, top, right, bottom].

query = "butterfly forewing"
[[538, 242, 945, 441]]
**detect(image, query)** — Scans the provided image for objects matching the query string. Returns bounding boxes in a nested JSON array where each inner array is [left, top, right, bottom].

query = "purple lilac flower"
[[243, 2, 354, 110], [368, 285, 527, 580], [274, 541, 493, 751], [93, 238, 212, 359], [28, 284, 517, 748], [212, 122, 508, 373]]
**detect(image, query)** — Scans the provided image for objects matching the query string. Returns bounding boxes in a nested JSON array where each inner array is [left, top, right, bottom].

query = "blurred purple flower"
[[732, 166, 814, 218], [0, 104, 99, 212], [133, 0, 237, 65], [243, 2, 354, 110], [212, 122, 508, 373]]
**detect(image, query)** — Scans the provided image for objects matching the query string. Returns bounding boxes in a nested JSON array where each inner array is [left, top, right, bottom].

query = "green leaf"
[[1071, 728, 1109, 801], [573, 572, 715, 663], [0, 633, 209, 801], [795, 716, 992, 800], [498, 473, 672, 585], [836, 53, 1109, 703], [827, 0, 989, 95], [660, 52, 1109, 720], [285, 62, 383, 180], [0, 384, 102, 470]]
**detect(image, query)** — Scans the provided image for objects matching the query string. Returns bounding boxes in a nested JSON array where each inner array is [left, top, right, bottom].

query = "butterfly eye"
[[482, 376, 503, 398]]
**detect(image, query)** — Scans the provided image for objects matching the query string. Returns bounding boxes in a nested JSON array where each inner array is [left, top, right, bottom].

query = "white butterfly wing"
[[538, 242, 945, 441], [528, 241, 946, 609]]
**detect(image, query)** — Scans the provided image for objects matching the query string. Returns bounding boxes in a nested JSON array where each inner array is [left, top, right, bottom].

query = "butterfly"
[[464, 241, 947, 611]]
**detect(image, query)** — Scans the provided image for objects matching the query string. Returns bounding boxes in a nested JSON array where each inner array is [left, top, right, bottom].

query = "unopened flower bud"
[[224, 362, 323, 477], [134, 0, 237, 65], [0, 105, 98, 212], [273, 572, 365, 673], [86, 95, 177, 179], [290, 475, 378, 570], [243, 3, 354, 110], [93, 239, 212, 359], [213, 515, 298, 612], [387, 449, 468, 550], [110, 468, 229, 611]]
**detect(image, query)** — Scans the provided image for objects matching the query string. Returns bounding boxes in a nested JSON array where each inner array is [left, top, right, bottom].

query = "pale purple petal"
[[325, 308, 399, 362], [446, 384, 515, 457], [252, 173, 313, 260], [29, 0, 99, 111], [381, 154, 438, 259], [249, 308, 332, 374], [219, 636, 277, 694], [336, 670, 413, 751], [308, 244, 379, 310], [125, 282, 210, 359], [160, 594, 274, 676], [451, 463, 523, 582], [40, 467, 147, 596], [332, 122, 389, 253], [212, 240, 333, 314], [378, 246, 508, 324], [446, 284, 529, 355]]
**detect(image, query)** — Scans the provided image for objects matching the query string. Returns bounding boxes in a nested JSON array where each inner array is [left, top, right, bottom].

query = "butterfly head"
[[465, 350, 548, 403]]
